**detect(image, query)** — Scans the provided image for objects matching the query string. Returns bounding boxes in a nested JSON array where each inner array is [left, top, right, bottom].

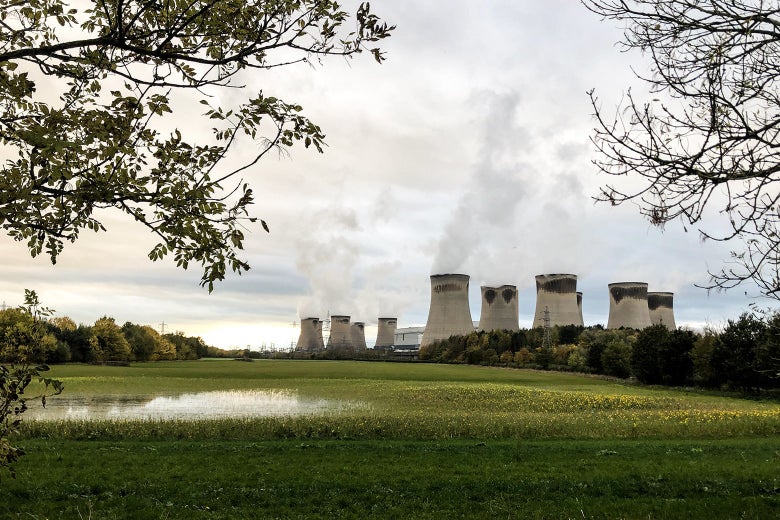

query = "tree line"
[[0, 308, 217, 364], [420, 313, 780, 392]]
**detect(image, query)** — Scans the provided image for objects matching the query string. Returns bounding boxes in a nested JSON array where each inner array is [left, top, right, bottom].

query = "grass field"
[[4, 360, 780, 518]]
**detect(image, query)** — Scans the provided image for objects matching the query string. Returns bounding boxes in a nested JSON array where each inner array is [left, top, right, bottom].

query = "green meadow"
[[3, 360, 780, 518]]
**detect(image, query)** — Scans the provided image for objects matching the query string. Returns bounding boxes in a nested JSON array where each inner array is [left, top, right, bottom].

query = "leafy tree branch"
[[0, 0, 393, 290]]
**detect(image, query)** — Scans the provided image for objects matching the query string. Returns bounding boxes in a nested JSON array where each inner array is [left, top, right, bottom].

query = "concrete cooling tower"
[[607, 282, 652, 329], [532, 274, 583, 328], [375, 317, 397, 349], [296, 317, 324, 352], [316, 320, 323, 346], [350, 322, 367, 350], [327, 315, 354, 349], [576, 292, 584, 326], [421, 274, 474, 347], [478, 285, 519, 332], [648, 292, 676, 330]]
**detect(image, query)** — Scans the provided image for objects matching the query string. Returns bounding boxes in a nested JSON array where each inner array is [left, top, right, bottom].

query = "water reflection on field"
[[25, 390, 365, 420]]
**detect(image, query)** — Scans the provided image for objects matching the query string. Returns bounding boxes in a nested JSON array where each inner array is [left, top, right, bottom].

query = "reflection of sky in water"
[[26, 390, 366, 420]]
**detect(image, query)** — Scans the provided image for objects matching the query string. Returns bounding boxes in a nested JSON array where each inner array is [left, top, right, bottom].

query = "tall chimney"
[[296, 317, 324, 352], [532, 274, 583, 327], [327, 315, 354, 349], [576, 292, 584, 326], [421, 274, 474, 347], [478, 285, 519, 331], [607, 282, 652, 329], [375, 317, 397, 349], [648, 292, 676, 330]]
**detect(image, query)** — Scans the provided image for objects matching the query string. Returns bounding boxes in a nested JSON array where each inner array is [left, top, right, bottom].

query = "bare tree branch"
[[584, 0, 780, 298]]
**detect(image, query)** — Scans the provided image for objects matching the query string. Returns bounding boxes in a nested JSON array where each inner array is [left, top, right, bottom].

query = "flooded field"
[[25, 389, 367, 420]]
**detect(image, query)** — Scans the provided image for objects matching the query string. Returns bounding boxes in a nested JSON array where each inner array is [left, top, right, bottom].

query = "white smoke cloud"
[[430, 89, 597, 289], [292, 193, 424, 325], [294, 206, 362, 319], [431, 90, 532, 277]]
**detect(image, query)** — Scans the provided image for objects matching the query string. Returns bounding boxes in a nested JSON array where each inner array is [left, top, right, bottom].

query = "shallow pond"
[[25, 389, 367, 420]]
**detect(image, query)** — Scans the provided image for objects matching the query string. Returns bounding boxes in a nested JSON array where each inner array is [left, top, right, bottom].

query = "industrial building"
[[375, 317, 397, 350], [350, 322, 368, 350], [421, 273, 474, 347], [607, 282, 652, 329], [478, 285, 519, 331], [296, 272, 685, 353], [648, 292, 676, 330], [296, 317, 324, 352], [393, 326, 424, 350], [532, 274, 583, 327], [327, 315, 353, 349]]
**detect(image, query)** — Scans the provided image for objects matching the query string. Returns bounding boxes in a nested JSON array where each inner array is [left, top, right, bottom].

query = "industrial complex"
[[296, 273, 677, 352]]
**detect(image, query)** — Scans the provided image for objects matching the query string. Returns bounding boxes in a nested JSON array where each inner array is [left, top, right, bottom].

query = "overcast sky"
[[0, 1, 769, 349]]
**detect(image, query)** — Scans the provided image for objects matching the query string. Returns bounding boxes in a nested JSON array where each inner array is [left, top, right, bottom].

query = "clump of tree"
[[121, 323, 177, 362], [163, 332, 209, 360], [0, 310, 216, 364], [419, 315, 780, 392], [630, 325, 696, 386], [419, 326, 587, 370], [708, 313, 780, 391], [0, 291, 62, 478]]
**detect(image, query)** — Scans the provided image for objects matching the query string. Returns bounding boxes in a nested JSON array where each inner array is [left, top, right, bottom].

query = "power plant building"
[[375, 317, 397, 349], [478, 285, 519, 331], [350, 322, 368, 350], [394, 327, 424, 350], [296, 317, 324, 352], [576, 292, 584, 326], [327, 315, 354, 349], [648, 292, 676, 330], [532, 274, 583, 328], [421, 274, 474, 347], [607, 282, 652, 329]]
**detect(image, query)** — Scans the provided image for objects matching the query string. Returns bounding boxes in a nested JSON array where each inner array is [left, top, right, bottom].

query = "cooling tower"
[[576, 292, 584, 326], [350, 322, 367, 350], [478, 285, 519, 331], [607, 282, 652, 329], [532, 274, 583, 327], [316, 320, 324, 346], [296, 317, 324, 352], [421, 274, 474, 347], [648, 292, 676, 330], [327, 315, 354, 349], [375, 317, 397, 349]]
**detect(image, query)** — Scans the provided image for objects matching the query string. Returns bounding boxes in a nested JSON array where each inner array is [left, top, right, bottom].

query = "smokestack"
[[648, 292, 676, 330], [532, 274, 583, 327], [478, 285, 519, 331], [607, 282, 652, 329], [576, 292, 584, 326], [421, 274, 474, 347], [375, 317, 397, 349], [350, 322, 367, 350], [296, 317, 324, 352], [327, 315, 354, 349]]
